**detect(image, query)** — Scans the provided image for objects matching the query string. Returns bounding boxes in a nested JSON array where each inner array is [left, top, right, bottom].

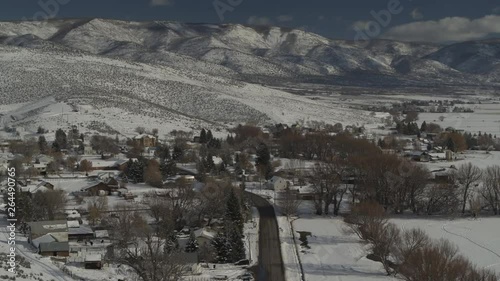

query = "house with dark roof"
[[81, 182, 113, 196], [38, 241, 70, 257], [27, 220, 68, 243], [27, 220, 69, 257]]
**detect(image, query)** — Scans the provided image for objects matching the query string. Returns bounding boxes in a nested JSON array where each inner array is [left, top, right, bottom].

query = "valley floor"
[[288, 205, 500, 281]]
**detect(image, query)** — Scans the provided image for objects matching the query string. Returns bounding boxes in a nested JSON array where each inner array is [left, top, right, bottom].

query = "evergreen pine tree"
[[227, 223, 245, 262], [54, 129, 68, 151], [447, 137, 457, 153], [165, 231, 180, 253], [420, 121, 427, 132], [212, 232, 230, 263], [200, 129, 207, 144], [225, 189, 244, 233], [160, 160, 176, 177], [206, 153, 215, 173], [38, 135, 48, 154], [256, 143, 273, 180], [207, 130, 214, 142], [185, 230, 199, 253], [172, 145, 183, 161]]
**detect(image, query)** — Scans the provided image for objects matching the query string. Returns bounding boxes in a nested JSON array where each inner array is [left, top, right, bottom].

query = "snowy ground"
[[0, 214, 77, 281], [391, 216, 500, 274], [288, 201, 500, 281], [277, 216, 304, 281], [293, 217, 395, 281], [423, 150, 500, 171], [419, 103, 500, 136]]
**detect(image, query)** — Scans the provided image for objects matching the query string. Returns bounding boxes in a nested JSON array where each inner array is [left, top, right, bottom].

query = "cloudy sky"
[[1, 0, 500, 42]]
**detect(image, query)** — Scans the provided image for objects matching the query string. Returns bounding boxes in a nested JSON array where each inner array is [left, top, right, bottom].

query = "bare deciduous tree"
[[79, 159, 93, 174], [455, 163, 482, 214], [33, 189, 67, 220], [279, 188, 301, 217], [88, 196, 108, 226], [481, 165, 500, 215], [109, 204, 187, 281], [311, 158, 348, 216]]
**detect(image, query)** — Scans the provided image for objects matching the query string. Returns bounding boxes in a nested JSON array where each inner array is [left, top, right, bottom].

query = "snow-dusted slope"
[[0, 43, 371, 134], [425, 39, 500, 80], [1, 19, 498, 84], [1, 19, 499, 135]]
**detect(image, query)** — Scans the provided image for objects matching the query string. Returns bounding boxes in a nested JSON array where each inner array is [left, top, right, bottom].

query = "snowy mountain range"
[[0, 19, 499, 135]]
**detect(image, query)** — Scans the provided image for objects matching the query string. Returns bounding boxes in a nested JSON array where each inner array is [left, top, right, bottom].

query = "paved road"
[[246, 192, 286, 281]]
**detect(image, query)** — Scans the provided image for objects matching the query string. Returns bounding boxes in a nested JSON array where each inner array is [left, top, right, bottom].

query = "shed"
[[38, 242, 70, 257], [82, 182, 112, 196], [68, 225, 95, 241], [267, 176, 288, 192], [84, 254, 103, 269]]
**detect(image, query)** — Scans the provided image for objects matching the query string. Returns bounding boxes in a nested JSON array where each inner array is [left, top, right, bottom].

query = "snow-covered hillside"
[[1, 19, 499, 84], [1, 18, 499, 135], [0, 42, 372, 135]]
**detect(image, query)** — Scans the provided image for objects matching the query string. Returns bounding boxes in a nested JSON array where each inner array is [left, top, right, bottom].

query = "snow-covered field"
[[293, 217, 395, 281], [291, 214, 500, 281], [419, 103, 500, 136], [423, 150, 500, 171], [391, 217, 500, 273]]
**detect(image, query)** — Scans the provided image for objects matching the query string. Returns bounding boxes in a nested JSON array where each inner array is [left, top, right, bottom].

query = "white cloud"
[[247, 16, 273, 26], [351, 20, 371, 31], [150, 0, 172, 6], [277, 15, 293, 22], [410, 8, 423, 20], [382, 15, 500, 43], [494, 6, 500, 14], [318, 15, 325, 21]]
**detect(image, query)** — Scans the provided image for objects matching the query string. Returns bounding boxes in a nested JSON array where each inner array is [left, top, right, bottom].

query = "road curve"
[[246, 192, 286, 281]]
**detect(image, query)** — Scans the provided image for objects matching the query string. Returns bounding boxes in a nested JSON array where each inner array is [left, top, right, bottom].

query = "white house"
[[267, 176, 288, 192]]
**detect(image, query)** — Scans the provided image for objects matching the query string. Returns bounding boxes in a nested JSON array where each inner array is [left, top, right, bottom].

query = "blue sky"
[[1, 0, 500, 42]]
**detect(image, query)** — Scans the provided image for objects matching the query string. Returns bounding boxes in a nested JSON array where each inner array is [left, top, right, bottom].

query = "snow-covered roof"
[[28, 220, 68, 236], [94, 230, 109, 238], [67, 220, 80, 228], [32, 233, 56, 248], [133, 134, 155, 140], [194, 228, 216, 240], [68, 225, 94, 235], [85, 254, 102, 262], [212, 156, 223, 165]]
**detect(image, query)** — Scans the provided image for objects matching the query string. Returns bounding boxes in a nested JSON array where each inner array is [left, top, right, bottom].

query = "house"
[[267, 176, 288, 192], [21, 180, 55, 194], [104, 177, 119, 189], [428, 150, 454, 161], [87, 159, 127, 171], [66, 210, 81, 220], [68, 225, 95, 241], [194, 228, 216, 247], [431, 166, 458, 183], [38, 241, 70, 257], [33, 163, 48, 174], [84, 254, 103, 269], [27, 220, 68, 243], [81, 182, 113, 196], [123, 192, 136, 200], [404, 151, 430, 162], [83, 144, 95, 155], [27, 220, 69, 256], [94, 230, 109, 240], [133, 134, 157, 148]]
